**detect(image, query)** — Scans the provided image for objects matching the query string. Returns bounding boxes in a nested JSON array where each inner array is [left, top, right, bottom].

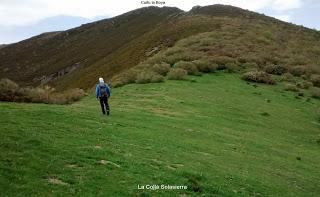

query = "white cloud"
[[0, 0, 142, 26], [270, 0, 303, 11], [0, 0, 305, 26]]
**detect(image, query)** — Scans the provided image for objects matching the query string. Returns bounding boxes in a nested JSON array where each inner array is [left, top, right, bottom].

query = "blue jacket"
[[96, 83, 111, 98]]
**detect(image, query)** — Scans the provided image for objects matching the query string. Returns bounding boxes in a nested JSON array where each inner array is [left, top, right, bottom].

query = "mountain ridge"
[[0, 4, 319, 90]]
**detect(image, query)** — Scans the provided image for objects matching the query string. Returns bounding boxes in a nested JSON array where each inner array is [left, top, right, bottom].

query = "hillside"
[[1, 73, 319, 196], [0, 4, 319, 90], [0, 6, 182, 89]]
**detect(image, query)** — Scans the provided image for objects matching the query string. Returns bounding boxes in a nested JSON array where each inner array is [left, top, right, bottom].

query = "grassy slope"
[[0, 73, 319, 196], [1, 5, 319, 91]]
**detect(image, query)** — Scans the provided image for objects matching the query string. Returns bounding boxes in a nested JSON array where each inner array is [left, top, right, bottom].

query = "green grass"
[[1, 73, 319, 196]]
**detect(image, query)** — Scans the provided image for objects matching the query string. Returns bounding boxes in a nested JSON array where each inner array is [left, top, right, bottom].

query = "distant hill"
[[0, 45, 6, 49], [0, 4, 319, 90]]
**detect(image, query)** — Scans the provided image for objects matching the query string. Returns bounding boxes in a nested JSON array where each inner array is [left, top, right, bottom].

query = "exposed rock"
[[33, 62, 81, 85]]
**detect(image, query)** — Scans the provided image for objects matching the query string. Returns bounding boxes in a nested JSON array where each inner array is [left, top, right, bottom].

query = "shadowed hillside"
[[0, 4, 319, 90], [0, 6, 182, 89]]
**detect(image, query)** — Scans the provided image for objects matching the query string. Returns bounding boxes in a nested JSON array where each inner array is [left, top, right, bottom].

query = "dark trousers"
[[99, 96, 109, 114]]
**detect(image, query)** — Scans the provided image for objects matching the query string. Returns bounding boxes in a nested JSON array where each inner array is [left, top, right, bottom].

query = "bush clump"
[[241, 62, 258, 69], [164, 51, 200, 65], [167, 68, 188, 80], [111, 69, 139, 87], [0, 78, 86, 104], [289, 66, 307, 77], [151, 62, 171, 76], [210, 56, 235, 66], [0, 78, 20, 101], [265, 64, 287, 75], [310, 74, 320, 87], [241, 71, 276, 84], [192, 59, 218, 73], [296, 81, 313, 89], [135, 71, 164, 84], [280, 72, 295, 82], [284, 83, 299, 92], [62, 88, 86, 104], [311, 87, 320, 99], [174, 61, 201, 76], [225, 62, 239, 72]]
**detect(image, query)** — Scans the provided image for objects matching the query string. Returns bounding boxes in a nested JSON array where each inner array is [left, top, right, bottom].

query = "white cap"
[[99, 77, 104, 83]]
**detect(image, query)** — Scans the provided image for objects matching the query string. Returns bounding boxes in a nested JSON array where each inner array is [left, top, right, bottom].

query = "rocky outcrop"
[[34, 62, 81, 85]]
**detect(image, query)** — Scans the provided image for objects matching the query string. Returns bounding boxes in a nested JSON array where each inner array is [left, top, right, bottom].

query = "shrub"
[[135, 71, 163, 84], [48, 93, 67, 104], [110, 69, 138, 87], [192, 59, 218, 73], [151, 62, 171, 76], [165, 52, 200, 65], [289, 66, 307, 77], [174, 61, 200, 76], [167, 68, 188, 80], [225, 62, 239, 72], [134, 63, 150, 70], [237, 56, 247, 64], [241, 71, 276, 84], [0, 78, 19, 92], [63, 88, 86, 103], [150, 74, 164, 83], [164, 46, 184, 56], [0, 78, 19, 101], [0, 78, 86, 104], [280, 72, 295, 82], [210, 56, 235, 66], [306, 65, 320, 75], [296, 81, 313, 89], [311, 87, 320, 99], [216, 64, 227, 70], [284, 83, 299, 92], [25, 86, 55, 103], [265, 64, 287, 75], [242, 62, 258, 69], [310, 74, 320, 87], [48, 88, 86, 104], [135, 71, 152, 83], [111, 79, 126, 88], [147, 53, 166, 65]]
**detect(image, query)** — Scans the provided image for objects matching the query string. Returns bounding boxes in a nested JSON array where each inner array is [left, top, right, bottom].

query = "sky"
[[0, 0, 319, 44]]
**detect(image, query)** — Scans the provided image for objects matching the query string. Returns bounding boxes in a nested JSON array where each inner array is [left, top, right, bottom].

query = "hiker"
[[96, 77, 111, 115]]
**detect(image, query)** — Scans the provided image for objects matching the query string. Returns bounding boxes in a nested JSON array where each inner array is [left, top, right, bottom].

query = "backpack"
[[99, 83, 108, 97]]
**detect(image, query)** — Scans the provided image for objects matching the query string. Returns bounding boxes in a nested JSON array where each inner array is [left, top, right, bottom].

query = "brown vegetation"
[[310, 74, 320, 87], [192, 59, 218, 73], [0, 78, 86, 104], [174, 61, 201, 76], [167, 68, 188, 80], [265, 65, 287, 75], [284, 83, 299, 92], [311, 87, 320, 99], [1, 4, 320, 91], [135, 71, 164, 84], [241, 71, 275, 84]]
